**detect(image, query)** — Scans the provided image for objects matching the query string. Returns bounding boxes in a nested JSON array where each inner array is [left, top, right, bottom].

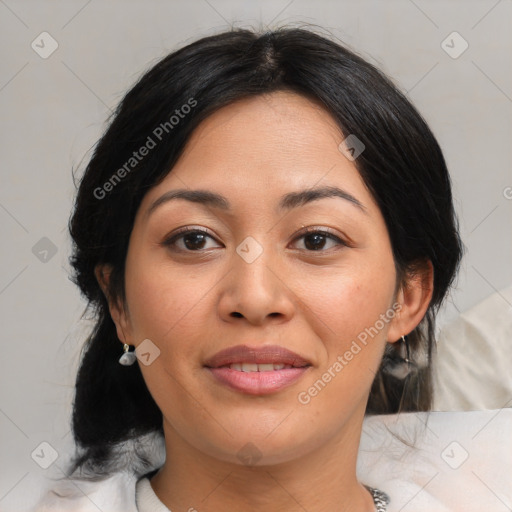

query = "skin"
[[97, 91, 433, 511]]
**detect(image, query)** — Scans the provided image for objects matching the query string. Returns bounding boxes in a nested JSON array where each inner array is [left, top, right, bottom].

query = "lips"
[[204, 345, 311, 369], [204, 345, 311, 395]]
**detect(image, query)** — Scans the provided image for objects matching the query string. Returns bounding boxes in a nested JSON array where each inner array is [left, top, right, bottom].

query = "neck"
[[150, 412, 376, 512]]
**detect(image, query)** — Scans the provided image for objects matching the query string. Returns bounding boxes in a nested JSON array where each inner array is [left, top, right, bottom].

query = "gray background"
[[1, 0, 511, 509]]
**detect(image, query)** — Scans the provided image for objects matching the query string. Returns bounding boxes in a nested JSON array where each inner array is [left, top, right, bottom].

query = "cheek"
[[302, 256, 396, 349], [293, 278, 397, 427], [124, 254, 208, 339]]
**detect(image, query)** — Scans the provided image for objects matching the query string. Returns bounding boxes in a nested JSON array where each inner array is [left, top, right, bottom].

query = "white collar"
[[136, 477, 171, 512]]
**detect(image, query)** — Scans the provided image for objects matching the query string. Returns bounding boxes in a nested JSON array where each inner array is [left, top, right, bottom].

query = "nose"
[[217, 242, 295, 326]]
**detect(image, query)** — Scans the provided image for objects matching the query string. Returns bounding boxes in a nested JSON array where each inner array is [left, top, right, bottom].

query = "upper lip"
[[204, 345, 311, 368]]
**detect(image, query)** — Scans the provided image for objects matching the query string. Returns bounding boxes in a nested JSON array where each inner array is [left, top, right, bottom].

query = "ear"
[[94, 264, 133, 345], [386, 260, 434, 343]]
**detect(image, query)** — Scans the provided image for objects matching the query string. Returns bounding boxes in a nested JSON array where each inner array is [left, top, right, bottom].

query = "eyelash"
[[162, 226, 348, 253]]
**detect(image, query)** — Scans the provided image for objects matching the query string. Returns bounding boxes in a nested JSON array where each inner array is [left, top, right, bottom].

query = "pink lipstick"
[[204, 345, 311, 395]]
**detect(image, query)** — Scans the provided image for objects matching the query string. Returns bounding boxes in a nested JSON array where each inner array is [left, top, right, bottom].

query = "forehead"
[[180, 91, 344, 163], [140, 91, 375, 217]]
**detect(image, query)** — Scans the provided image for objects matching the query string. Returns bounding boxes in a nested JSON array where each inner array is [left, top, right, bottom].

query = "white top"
[[135, 477, 391, 511], [26, 409, 512, 512], [136, 477, 170, 512]]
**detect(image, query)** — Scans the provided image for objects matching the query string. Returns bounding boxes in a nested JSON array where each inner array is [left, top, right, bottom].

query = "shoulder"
[[32, 472, 138, 512], [31, 430, 166, 512], [358, 409, 512, 511]]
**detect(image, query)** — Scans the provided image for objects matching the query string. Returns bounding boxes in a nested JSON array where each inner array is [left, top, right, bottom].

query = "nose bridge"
[[234, 234, 277, 297], [219, 234, 294, 324]]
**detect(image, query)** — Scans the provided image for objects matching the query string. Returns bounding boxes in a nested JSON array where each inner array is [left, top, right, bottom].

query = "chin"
[[193, 416, 325, 468]]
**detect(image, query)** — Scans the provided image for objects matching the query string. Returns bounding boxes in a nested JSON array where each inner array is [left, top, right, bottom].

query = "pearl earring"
[[118, 343, 137, 366], [382, 334, 413, 379]]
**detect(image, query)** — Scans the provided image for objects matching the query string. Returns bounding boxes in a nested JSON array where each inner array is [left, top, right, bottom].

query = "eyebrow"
[[146, 185, 367, 217]]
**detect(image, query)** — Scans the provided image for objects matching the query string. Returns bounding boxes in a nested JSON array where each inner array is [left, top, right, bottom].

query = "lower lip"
[[207, 367, 309, 395]]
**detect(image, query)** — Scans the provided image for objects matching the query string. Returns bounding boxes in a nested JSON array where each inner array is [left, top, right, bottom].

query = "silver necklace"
[[365, 486, 390, 512]]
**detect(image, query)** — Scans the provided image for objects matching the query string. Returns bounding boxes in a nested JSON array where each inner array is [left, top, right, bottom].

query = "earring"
[[382, 334, 413, 379], [402, 335, 411, 365], [119, 343, 137, 366]]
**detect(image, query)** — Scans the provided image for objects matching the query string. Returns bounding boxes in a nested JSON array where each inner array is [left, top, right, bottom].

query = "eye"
[[162, 226, 348, 253], [291, 227, 347, 252], [162, 227, 222, 252]]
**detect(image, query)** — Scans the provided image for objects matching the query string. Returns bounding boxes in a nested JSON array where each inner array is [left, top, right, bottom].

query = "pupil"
[[185, 233, 206, 250], [305, 233, 325, 250]]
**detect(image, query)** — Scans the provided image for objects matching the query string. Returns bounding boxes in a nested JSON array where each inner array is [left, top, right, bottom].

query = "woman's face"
[[116, 91, 402, 466]]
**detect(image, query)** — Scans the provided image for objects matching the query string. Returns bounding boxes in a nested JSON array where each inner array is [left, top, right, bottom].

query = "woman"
[[40, 26, 463, 511]]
